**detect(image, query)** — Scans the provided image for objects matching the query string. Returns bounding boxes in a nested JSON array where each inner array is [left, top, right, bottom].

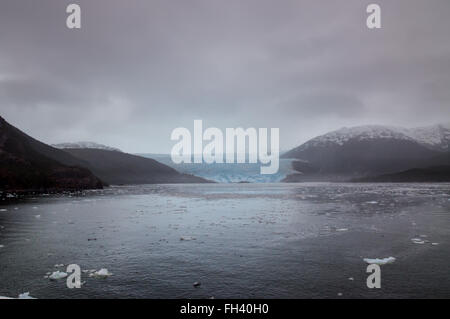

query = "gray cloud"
[[1, 0, 450, 152]]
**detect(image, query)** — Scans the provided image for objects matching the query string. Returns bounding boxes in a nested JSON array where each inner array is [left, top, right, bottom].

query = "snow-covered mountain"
[[291, 124, 450, 153], [400, 124, 450, 151], [53, 142, 122, 152], [282, 124, 450, 180]]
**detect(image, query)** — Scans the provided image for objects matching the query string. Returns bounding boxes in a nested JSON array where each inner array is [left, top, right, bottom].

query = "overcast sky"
[[1, 0, 449, 153]]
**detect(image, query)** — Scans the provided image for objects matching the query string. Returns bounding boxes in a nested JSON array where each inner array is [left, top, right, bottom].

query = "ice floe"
[[411, 238, 426, 244], [180, 236, 196, 241], [35, 215, 41, 219], [18, 292, 36, 299], [0, 245, 4, 248], [89, 268, 112, 278], [82, 269, 96, 274], [49, 271, 68, 280], [0, 209, 7, 212], [336, 228, 348, 232], [0, 292, 36, 299], [363, 257, 396, 265]]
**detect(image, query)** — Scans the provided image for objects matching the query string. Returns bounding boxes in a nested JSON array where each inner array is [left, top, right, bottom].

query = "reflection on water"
[[0, 183, 449, 298]]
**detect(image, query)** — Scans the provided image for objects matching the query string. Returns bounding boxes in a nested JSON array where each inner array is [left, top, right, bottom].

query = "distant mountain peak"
[[299, 125, 413, 150], [296, 124, 450, 152], [53, 142, 122, 152], [282, 123, 450, 180]]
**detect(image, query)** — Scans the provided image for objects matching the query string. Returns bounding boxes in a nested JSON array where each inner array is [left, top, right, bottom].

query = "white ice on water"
[[49, 271, 68, 280], [180, 236, 196, 241], [89, 268, 113, 278], [411, 238, 426, 244], [18, 292, 36, 299], [0, 292, 36, 299], [363, 257, 396, 265]]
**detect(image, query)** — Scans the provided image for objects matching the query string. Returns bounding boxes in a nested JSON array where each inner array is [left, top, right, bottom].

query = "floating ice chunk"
[[49, 271, 68, 280], [32, 207, 38, 210], [35, 215, 41, 219], [18, 292, 36, 299], [348, 277, 354, 281], [89, 268, 112, 278], [363, 257, 396, 265], [54, 264, 64, 268], [0, 293, 36, 299], [431, 243, 440, 246], [336, 228, 348, 232], [411, 238, 425, 244], [193, 282, 201, 287], [82, 269, 97, 274], [180, 236, 196, 241], [366, 201, 378, 205], [0, 209, 7, 212], [0, 245, 4, 248], [337, 293, 343, 297]]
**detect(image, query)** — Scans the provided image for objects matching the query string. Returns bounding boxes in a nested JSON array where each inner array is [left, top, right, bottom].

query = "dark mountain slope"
[[282, 125, 448, 181], [284, 139, 440, 176], [62, 148, 211, 185], [0, 116, 103, 192]]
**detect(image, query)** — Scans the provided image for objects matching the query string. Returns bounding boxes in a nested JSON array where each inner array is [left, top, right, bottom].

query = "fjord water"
[[0, 183, 449, 299]]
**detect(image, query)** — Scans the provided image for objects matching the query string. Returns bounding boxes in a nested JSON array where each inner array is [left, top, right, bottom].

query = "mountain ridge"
[[1, 116, 211, 192], [53, 142, 122, 152], [282, 124, 450, 181], [285, 124, 450, 156], [60, 148, 212, 185], [0, 116, 103, 192]]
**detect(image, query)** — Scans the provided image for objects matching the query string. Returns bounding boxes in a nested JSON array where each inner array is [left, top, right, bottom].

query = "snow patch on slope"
[[401, 124, 450, 150], [300, 124, 450, 151], [53, 142, 122, 152]]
